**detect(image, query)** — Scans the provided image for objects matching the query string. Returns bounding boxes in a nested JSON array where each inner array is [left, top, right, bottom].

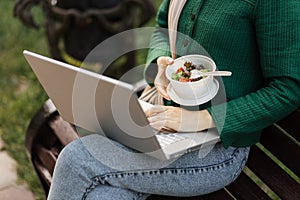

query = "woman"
[[48, 0, 300, 199]]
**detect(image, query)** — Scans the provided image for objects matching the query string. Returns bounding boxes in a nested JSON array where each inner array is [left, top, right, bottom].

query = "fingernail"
[[168, 58, 174, 64]]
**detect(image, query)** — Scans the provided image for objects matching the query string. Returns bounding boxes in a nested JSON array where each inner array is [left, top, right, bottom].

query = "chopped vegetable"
[[171, 61, 211, 82]]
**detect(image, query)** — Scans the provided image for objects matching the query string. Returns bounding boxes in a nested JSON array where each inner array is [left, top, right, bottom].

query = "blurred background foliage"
[[0, 0, 161, 199]]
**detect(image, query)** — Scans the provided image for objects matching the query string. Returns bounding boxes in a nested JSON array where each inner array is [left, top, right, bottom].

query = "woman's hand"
[[154, 56, 174, 100], [145, 105, 215, 132]]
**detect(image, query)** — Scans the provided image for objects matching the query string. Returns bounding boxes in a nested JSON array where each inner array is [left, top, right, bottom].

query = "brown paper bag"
[[138, 85, 164, 105]]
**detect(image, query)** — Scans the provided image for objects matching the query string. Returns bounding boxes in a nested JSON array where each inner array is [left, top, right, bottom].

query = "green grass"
[[0, 1, 160, 199], [1, 1, 298, 200], [0, 1, 49, 199]]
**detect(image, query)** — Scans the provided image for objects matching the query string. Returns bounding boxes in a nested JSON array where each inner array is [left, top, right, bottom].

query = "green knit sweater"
[[145, 0, 300, 148]]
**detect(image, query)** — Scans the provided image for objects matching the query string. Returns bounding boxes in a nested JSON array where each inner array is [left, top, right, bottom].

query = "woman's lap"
[[48, 134, 250, 200]]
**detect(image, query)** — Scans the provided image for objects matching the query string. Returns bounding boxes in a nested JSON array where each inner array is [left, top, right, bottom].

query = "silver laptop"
[[23, 50, 220, 160]]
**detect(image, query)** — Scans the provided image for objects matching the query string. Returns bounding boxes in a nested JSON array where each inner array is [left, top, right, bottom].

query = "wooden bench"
[[26, 94, 300, 199]]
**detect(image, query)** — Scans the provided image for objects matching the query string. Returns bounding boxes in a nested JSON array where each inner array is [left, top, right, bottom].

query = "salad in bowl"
[[171, 61, 212, 82], [165, 55, 217, 102]]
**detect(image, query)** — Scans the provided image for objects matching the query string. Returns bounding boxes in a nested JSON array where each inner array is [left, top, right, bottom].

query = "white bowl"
[[165, 55, 216, 100]]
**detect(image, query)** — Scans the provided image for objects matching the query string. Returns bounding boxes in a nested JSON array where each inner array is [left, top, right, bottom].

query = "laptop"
[[23, 50, 220, 160]]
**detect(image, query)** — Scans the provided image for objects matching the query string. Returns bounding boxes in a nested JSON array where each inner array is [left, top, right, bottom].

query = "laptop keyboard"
[[156, 133, 188, 147]]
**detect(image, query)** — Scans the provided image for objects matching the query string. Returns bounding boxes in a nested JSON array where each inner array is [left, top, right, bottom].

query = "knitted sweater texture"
[[145, 0, 300, 148]]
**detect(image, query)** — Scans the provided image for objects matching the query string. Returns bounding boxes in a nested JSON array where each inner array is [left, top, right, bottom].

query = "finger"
[[144, 105, 166, 117], [156, 85, 171, 100], [160, 127, 177, 133], [150, 121, 166, 131], [157, 57, 174, 68], [148, 113, 167, 124], [150, 118, 177, 132]]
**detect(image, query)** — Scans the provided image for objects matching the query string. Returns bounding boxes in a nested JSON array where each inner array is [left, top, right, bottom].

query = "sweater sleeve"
[[144, 0, 171, 86], [207, 0, 300, 148]]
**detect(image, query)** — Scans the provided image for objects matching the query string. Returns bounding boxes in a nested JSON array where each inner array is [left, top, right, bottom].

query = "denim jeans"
[[48, 134, 250, 200]]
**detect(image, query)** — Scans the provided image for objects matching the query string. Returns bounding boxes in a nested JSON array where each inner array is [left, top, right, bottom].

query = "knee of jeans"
[[230, 148, 250, 183], [56, 138, 84, 169]]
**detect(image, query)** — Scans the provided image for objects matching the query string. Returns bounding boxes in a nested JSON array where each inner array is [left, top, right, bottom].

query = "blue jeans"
[[48, 134, 250, 200]]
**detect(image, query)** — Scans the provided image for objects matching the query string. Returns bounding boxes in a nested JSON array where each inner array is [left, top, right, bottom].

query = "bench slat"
[[48, 115, 79, 146], [247, 146, 300, 200], [148, 189, 233, 200], [32, 159, 52, 186], [148, 195, 205, 200], [276, 108, 300, 142], [35, 144, 57, 175], [226, 172, 271, 200], [260, 125, 300, 178], [194, 189, 234, 200]]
